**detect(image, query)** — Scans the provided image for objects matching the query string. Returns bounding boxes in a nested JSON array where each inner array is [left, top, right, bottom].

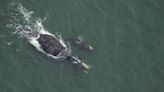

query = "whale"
[[6, 2, 91, 71], [69, 36, 93, 52], [27, 31, 90, 70]]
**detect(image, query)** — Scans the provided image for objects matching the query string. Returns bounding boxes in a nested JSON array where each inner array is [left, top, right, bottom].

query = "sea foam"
[[6, 2, 69, 60]]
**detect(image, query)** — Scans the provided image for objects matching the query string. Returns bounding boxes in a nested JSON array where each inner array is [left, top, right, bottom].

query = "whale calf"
[[69, 36, 93, 52]]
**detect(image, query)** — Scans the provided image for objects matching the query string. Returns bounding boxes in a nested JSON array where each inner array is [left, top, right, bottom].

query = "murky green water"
[[0, 0, 164, 92]]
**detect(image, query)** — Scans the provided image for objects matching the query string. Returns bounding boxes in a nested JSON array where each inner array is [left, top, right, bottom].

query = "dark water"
[[0, 0, 164, 92]]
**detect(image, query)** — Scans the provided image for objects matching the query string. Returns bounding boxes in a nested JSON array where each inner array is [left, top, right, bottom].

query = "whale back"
[[37, 34, 65, 56]]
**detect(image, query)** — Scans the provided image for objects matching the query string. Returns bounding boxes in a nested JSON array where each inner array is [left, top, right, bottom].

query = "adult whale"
[[28, 31, 90, 70]]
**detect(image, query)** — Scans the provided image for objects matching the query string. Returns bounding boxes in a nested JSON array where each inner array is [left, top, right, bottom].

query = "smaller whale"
[[69, 36, 93, 52]]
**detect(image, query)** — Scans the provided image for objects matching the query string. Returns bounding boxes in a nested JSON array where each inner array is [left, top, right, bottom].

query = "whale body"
[[69, 36, 93, 52], [37, 34, 66, 56], [28, 32, 90, 70]]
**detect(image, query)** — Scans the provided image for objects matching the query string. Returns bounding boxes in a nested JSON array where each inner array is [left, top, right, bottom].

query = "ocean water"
[[0, 0, 164, 92]]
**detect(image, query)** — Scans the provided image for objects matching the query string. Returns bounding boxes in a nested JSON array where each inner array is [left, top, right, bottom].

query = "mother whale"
[[28, 31, 90, 70]]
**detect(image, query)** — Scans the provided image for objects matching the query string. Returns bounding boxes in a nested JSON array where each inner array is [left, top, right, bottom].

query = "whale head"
[[67, 56, 91, 70]]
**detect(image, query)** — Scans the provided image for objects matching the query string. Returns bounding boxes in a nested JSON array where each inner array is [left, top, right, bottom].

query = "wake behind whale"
[[6, 2, 90, 70]]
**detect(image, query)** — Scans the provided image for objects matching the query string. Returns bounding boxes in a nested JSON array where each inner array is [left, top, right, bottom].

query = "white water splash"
[[6, 2, 70, 60]]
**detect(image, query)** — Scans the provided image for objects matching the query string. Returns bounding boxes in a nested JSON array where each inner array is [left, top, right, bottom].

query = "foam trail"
[[6, 2, 69, 60]]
